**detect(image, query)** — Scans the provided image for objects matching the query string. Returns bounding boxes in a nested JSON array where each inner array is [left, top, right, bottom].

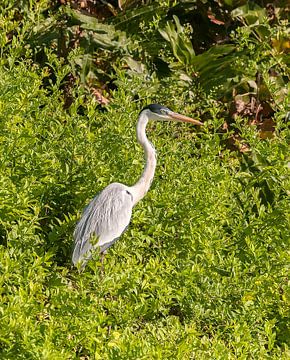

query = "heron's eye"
[[160, 109, 168, 115]]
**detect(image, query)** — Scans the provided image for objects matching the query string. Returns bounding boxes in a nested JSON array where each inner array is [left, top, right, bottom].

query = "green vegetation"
[[0, 1, 289, 359]]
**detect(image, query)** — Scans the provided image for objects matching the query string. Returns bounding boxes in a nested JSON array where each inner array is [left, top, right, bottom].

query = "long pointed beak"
[[168, 112, 203, 126]]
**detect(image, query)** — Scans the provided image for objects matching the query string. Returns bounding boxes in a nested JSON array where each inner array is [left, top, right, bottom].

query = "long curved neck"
[[130, 111, 157, 205]]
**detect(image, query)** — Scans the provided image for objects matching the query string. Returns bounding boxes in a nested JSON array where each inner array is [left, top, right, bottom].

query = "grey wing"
[[72, 183, 134, 267]]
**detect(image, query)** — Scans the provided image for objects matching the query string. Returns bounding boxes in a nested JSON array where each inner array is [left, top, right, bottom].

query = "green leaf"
[[159, 15, 195, 66]]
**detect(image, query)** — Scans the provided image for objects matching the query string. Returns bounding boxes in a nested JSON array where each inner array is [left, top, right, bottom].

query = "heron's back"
[[72, 183, 134, 266]]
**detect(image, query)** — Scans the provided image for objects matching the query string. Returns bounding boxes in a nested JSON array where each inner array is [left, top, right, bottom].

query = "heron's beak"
[[168, 112, 203, 126]]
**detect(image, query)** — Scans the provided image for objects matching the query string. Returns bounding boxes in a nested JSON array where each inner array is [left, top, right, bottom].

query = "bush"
[[0, 1, 289, 359]]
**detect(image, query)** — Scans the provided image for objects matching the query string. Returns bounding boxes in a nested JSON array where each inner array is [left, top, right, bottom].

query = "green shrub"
[[0, 1, 289, 359]]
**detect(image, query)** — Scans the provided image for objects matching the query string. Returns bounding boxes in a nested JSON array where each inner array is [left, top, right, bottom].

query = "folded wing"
[[72, 183, 134, 267]]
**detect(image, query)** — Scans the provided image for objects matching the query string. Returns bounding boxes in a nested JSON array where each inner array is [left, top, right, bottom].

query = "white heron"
[[72, 104, 203, 268]]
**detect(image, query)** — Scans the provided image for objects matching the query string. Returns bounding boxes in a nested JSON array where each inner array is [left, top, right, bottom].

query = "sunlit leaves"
[[159, 15, 195, 67], [0, 1, 289, 359]]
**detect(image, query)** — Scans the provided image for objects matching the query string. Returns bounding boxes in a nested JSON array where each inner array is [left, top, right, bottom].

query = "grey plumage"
[[72, 183, 133, 267], [72, 104, 202, 268]]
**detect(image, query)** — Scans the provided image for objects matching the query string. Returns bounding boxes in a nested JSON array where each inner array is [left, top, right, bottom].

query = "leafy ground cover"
[[0, 1, 289, 359]]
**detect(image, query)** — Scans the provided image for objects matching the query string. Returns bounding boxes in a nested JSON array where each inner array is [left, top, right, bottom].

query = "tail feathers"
[[72, 237, 95, 269]]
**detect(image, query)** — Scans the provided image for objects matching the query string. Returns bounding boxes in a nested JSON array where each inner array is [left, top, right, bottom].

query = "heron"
[[72, 104, 203, 268]]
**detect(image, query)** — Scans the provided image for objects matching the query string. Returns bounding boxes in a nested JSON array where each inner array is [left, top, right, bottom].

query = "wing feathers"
[[72, 183, 133, 267]]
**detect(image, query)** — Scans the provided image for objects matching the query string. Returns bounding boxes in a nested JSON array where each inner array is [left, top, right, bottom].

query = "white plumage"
[[72, 183, 133, 266], [72, 104, 203, 268]]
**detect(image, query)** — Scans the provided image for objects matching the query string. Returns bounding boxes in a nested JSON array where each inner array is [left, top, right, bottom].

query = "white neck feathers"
[[130, 111, 157, 205]]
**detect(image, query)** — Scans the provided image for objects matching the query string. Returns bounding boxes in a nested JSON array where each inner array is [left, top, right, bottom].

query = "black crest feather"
[[140, 104, 171, 115]]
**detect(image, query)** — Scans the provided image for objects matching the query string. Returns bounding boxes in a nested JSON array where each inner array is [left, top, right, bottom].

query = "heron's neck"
[[130, 112, 156, 205]]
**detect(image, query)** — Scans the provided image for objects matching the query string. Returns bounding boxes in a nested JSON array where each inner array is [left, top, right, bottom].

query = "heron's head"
[[140, 104, 203, 126]]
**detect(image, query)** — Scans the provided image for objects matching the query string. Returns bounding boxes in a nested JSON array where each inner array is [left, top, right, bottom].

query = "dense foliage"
[[0, 1, 289, 359]]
